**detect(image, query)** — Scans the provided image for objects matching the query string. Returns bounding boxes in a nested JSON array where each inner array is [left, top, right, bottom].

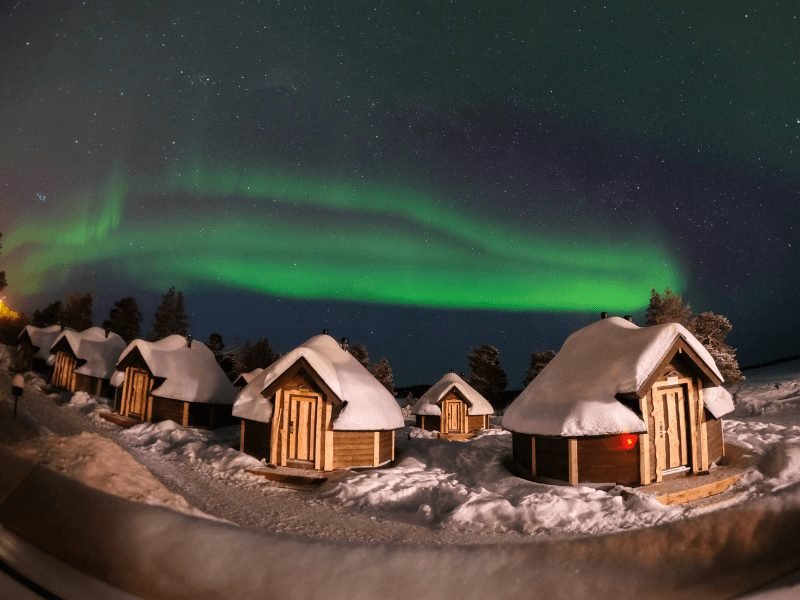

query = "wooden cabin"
[[233, 368, 263, 391], [114, 335, 236, 429], [502, 317, 735, 486], [16, 324, 61, 373], [412, 372, 493, 439], [233, 334, 404, 471], [49, 327, 126, 397]]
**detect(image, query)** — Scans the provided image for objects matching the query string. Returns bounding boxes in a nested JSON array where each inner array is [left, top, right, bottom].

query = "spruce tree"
[[32, 301, 62, 327], [645, 288, 692, 326], [148, 287, 190, 340], [348, 343, 370, 368], [103, 296, 141, 342], [467, 345, 507, 403], [61, 292, 93, 330], [690, 312, 743, 383], [370, 357, 394, 394], [524, 350, 556, 385], [234, 337, 277, 373]]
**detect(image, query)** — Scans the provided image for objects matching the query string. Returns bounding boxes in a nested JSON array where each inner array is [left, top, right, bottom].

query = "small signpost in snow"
[[11, 372, 24, 418]]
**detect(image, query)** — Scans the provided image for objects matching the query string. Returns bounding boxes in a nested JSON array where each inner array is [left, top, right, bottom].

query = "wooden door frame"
[[442, 398, 466, 434], [646, 377, 698, 483], [121, 367, 153, 420], [271, 388, 325, 470]]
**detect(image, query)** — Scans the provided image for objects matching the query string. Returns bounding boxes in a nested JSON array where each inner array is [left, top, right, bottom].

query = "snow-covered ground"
[[2, 348, 800, 545]]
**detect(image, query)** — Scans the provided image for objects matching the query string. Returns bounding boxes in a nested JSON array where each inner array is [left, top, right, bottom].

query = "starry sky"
[[2, 2, 799, 386]]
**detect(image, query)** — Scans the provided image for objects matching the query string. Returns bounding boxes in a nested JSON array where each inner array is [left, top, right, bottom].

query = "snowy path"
[[0, 368, 515, 545]]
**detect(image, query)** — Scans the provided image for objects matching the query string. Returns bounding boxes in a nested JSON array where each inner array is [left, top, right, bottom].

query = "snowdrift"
[[1, 455, 799, 599]]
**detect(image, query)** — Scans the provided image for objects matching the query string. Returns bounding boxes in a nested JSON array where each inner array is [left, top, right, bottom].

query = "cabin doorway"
[[124, 368, 151, 420], [52, 352, 76, 390], [651, 383, 691, 479], [275, 391, 321, 469], [443, 399, 465, 434]]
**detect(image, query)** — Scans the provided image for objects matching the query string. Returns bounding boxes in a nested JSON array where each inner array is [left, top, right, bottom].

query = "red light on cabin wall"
[[614, 433, 639, 451]]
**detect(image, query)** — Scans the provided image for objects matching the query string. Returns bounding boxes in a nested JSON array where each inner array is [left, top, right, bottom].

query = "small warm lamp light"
[[615, 433, 639, 451]]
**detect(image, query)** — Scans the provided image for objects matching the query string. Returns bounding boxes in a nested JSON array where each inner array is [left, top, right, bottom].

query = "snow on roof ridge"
[[233, 334, 404, 430], [115, 335, 235, 405], [19, 324, 63, 360], [502, 317, 732, 436], [412, 372, 494, 416], [50, 326, 126, 380]]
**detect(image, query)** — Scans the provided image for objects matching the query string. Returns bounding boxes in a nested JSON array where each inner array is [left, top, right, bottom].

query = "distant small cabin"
[[502, 317, 735, 486], [233, 368, 263, 391], [49, 327, 126, 397], [412, 373, 493, 439], [16, 324, 61, 373], [233, 334, 404, 471], [113, 335, 236, 429]]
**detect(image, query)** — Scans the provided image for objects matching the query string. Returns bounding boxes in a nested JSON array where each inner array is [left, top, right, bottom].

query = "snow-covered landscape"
[[3, 343, 800, 570]]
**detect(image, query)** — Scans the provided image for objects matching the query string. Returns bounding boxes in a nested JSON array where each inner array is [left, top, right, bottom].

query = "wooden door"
[[286, 393, 318, 465], [652, 386, 689, 477], [124, 368, 151, 419], [52, 352, 76, 391], [444, 400, 464, 434]]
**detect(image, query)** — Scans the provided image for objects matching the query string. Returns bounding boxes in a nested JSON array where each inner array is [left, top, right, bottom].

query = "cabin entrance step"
[[245, 465, 344, 486], [99, 413, 142, 428], [646, 466, 747, 505]]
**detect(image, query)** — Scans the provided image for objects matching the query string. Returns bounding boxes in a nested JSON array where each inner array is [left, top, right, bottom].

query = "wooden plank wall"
[[151, 397, 184, 424], [378, 430, 393, 464], [332, 431, 375, 468], [576, 436, 640, 484], [705, 414, 724, 463], [512, 433, 533, 474], [467, 414, 486, 432], [534, 436, 569, 481], [242, 419, 271, 460]]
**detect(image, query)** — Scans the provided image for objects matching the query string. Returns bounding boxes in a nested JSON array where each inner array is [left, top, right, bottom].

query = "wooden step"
[[647, 468, 746, 505], [99, 412, 142, 428]]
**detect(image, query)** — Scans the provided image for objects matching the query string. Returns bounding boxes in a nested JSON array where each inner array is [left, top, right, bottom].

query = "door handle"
[[289, 420, 294, 433]]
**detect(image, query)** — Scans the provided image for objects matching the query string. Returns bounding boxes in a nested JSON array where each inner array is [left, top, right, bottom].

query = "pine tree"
[[61, 292, 93, 330], [645, 288, 692, 326], [348, 343, 370, 368], [467, 345, 507, 403], [103, 296, 141, 342], [234, 337, 277, 373], [690, 312, 743, 383], [32, 301, 62, 327], [370, 357, 394, 394], [524, 350, 556, 385], [148, 287, 190, 340], [645, 288, 743, 384]]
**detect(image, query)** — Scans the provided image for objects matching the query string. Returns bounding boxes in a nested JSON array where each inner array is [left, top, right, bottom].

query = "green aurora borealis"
[[5, 165, 680, 312]]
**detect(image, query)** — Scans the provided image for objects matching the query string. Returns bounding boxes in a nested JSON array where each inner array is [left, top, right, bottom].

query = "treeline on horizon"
[[0, 229, 742, 402]]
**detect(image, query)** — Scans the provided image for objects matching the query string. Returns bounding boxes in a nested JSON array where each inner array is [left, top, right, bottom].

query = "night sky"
[[2, 2, 799, 386]]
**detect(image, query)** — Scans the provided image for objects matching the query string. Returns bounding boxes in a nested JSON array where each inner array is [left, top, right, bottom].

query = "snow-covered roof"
[[502, 317, 733, 437], [233, 368, 263, 388], [19, 324, 62, 360], [412, 372, 494, 416], [233, 334, 404, 430], [50, 327, 126, 380], [115, 335, 236, 405]]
